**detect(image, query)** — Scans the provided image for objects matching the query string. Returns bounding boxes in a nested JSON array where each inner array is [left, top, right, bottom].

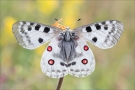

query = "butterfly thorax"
[[57, 30, 80, 62]]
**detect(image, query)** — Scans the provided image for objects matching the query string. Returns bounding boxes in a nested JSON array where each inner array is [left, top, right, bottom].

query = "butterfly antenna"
[[55, 18, 58, 21], [69, 18, 81, 27], [78, 18, 81, 21]]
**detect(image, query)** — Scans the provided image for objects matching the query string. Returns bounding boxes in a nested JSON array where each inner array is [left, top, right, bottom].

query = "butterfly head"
[[59, 30, 78, 42], [63, 30, 71, 41], [65, 26, 70, 31]]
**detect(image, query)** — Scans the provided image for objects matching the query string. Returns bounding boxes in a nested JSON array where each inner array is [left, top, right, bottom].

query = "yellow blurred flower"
[[3, 16, 16, 36], [35, 43, 48, 56], [1, 16, 16, 46], [61, 1, 84, 29], [36, 0, 58, 15]]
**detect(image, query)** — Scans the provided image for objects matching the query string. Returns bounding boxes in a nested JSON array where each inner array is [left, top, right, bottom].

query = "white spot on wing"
[[48, 28, 53, 33], [19, 22, 23, 25], [82, 28, 87, 32], [26, 22, 30, 25], [106, 21, 110, 24]]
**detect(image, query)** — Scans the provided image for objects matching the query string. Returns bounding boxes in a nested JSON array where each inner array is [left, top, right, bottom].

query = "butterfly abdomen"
[[57, 31, 81, 62]]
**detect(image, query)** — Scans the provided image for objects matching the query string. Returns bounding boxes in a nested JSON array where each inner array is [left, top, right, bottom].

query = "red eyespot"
[[82, 59, 88, 65], [74, 37, 79, 40], [48, 59, 54, 65], [84, 45, 89, 51], [47, 46, 52, 52]]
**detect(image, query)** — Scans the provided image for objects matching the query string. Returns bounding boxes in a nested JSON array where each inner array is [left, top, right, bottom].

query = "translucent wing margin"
[[12, 21, 61, 49], [74, 20, 124, 49]]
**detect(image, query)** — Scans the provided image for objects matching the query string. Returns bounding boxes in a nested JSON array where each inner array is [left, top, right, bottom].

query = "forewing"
[[40, 38, 68, 78], [68, 37, 95, 77], [12, 21, 61, 49], [74, 20, 124, 49]]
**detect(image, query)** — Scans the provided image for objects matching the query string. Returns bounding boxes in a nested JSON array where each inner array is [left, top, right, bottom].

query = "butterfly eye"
[[57, 33, 64, 41]]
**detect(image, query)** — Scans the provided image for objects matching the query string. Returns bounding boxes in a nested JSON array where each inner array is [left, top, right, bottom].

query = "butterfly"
[[12, 19, 124, 78]]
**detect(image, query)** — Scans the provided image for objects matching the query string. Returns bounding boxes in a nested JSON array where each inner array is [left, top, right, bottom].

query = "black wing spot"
[[35, 24, 41, 31], [72, 62, 76, 65], [95, 24, 101, 30], [92, 37, 97, 42], [51, 70, 55, 72], [65, 64, 69, 67], [20, 27, 25, 33], [22, 21, 26, 24], [104, 26, 108, 30], [30, 22, 34, 25], [101, 22, 106, 25], [81, 69, 85, 71], [28, 26, 32, 31], [44, 27, 50, 33], [75, 70, 79, 72], [62, 70, 66, 72], [60, 62, 65, 66], [86, 26, 92, 32], [57, 70, 61, 73], [110, 20, 114, 23], [70, 69, 73, 71], [67, 63, 71, 67], [38, 38, 43, 43]]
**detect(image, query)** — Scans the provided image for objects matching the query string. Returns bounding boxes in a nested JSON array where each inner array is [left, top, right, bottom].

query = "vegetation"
[[0, 1, 134, 90]]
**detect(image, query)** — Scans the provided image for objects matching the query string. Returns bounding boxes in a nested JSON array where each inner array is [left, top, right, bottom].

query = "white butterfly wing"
[[40, 37, 68, 78], [74, 20, 124, 49], [12, 21, 61, 49], [68, 37, 95, 77]]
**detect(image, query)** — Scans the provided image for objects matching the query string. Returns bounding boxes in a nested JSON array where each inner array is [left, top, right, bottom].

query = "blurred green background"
[[0, 0, 134, 90]]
